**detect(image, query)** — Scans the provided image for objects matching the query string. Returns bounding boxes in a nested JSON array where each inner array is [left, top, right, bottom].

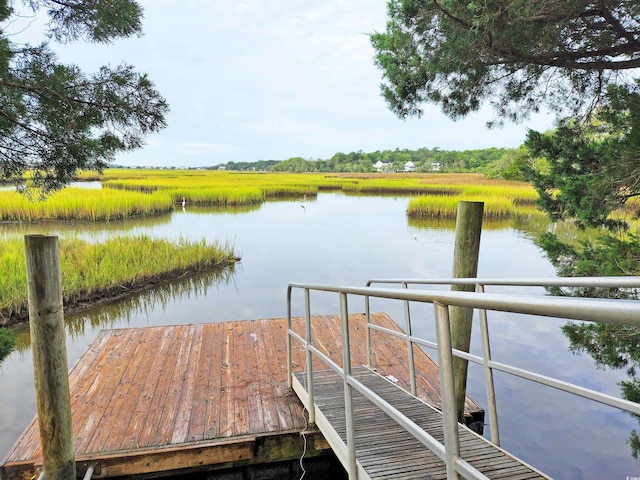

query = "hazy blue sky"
[[14, 1, 555, 168]]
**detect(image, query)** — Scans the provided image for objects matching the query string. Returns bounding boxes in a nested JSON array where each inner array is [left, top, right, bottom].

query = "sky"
[[11, 1, 555, 168]]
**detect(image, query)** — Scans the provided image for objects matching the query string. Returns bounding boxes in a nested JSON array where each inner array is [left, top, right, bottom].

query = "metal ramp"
[[293, 366, 547, 480]]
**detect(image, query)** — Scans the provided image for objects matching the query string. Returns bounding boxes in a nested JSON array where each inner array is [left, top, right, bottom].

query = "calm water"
[[1, 193, 638, 479]]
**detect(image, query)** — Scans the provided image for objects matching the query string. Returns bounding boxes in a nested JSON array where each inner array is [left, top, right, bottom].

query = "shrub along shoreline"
[[0, 235, 239, 327]]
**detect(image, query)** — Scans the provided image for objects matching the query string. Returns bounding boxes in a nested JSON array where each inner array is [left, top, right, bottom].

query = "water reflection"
[[408, 215, 512, 231], [180, 203, 263, 214], [12, 266, 237, 351], [562, 320, 640, 459], [70, 181, 102, 189], [407, 210, 601, 243], [0, 214, 173, 240]]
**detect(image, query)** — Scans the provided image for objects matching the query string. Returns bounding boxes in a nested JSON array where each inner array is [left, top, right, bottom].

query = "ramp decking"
[[2, 313, 481, 479], [293, 367, 549, 480]]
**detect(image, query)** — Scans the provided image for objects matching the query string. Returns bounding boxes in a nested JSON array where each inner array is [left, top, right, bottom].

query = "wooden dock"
[[1, 313, 482, 479]]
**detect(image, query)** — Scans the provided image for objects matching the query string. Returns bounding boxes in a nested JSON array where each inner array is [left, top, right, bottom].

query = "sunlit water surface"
[[1, 193, 638, 480]]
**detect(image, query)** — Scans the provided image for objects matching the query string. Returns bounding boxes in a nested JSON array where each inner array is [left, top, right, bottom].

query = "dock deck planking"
[[186, 319, 217, 442], [293, 367, 548, 480], [2, 313, 482, 479]]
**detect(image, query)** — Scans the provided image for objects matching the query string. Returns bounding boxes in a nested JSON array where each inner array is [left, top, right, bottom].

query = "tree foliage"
[[562, 318, 640, 458], [218, 146, 513, 175], [537, 232, 640, 295], [371, 0, 640, 123], [0, 0, 168, 193], [523, 83, 640, 229]]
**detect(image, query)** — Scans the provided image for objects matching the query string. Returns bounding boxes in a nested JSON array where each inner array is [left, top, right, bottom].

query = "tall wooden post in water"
[[450, 201, 483, 422], [25, 235, 76, 480]]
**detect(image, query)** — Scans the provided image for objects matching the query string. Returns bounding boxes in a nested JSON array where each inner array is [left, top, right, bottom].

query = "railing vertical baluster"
[[365, 290, 372, 368], [434, 301, 461, 480], [286, 286, 293, 389], [402, 282, 417, 396], [476, 284, 500, 446], [304, 288, 316, 425], [340, 292, 358, 480]]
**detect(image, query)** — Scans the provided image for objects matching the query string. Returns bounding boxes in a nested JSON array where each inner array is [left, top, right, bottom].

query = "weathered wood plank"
[[187, 322, 217, 442], [203, 323, 225, 440], [218, 322, 235, 439], [171, 324, 205, 445]]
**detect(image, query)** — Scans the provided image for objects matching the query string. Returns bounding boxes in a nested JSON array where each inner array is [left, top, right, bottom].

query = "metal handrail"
[[366, 276, 640, 288], [365, 276, 640, 446], [286, 278, 640, 480]]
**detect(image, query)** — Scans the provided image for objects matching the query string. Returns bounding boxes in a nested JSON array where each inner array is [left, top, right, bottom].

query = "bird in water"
[[182, 196, 186, 207]]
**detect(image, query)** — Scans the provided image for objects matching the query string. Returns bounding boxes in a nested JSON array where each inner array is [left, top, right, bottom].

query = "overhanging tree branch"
[[0, 0, 168, 193]]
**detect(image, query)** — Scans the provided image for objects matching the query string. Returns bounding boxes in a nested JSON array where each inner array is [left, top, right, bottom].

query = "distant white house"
[[373, 160, 391, 172], [430, 162, 441, 171], [404, 161, 416, 172]]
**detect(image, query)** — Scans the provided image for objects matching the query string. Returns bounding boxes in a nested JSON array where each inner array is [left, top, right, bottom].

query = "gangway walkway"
[[287, 277, 640, 480], [293, 366, 547, 480]]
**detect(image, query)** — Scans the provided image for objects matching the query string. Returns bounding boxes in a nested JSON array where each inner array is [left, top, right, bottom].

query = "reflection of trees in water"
[[562, 320, 640, 459], [407, 210, 602, 245], [13, 266, 236, 351], [539, 232, 640, 458]]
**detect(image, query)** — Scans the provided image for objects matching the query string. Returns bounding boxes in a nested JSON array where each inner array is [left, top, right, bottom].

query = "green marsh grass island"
[[0, 236, 237, 327]]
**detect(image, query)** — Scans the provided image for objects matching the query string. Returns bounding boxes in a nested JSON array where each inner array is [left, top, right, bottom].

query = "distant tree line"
[[212, 146, 525, 179]]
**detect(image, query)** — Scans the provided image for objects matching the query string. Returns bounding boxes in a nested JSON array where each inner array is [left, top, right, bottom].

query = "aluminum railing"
[[286, 277, 640, 480], [365, 276, 640, 447]]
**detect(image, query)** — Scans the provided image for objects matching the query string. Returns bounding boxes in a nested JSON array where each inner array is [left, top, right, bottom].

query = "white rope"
[[298, 342, 309, 480], [298, 404, 308, 480]]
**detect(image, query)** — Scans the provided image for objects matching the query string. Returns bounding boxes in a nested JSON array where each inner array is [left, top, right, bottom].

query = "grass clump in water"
[[0, 188, 173, 221], [0, 235, 238, 325], [407, 195, 517, 218]]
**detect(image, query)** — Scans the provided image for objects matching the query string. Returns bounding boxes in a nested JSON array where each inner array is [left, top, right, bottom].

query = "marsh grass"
[[15, 170, 539, 221], [0, 235, 237, 324], [407, 195, 523, 218], [0, 188, 173, 221]]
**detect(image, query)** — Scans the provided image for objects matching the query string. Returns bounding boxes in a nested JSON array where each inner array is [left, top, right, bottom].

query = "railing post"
[[287, 286, 293, 389], [25, 235, 76, 480], [402, 282, 417, 396], [434, 301, 461, 480], [364, 291, 372, 368], [340, 292, 358, 480], [450, 201, 483, 422], [476, 284, 500, 446], [304, 288, 315, 425]]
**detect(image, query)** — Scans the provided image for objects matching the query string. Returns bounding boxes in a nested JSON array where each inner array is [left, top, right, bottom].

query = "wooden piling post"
[[25, 235, 76, 480], [450, 201, 483, 423]]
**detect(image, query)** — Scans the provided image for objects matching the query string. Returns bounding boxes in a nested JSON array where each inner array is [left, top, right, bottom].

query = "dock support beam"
[[25, 235, 76, 480], [450, 201, 483, 423]]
